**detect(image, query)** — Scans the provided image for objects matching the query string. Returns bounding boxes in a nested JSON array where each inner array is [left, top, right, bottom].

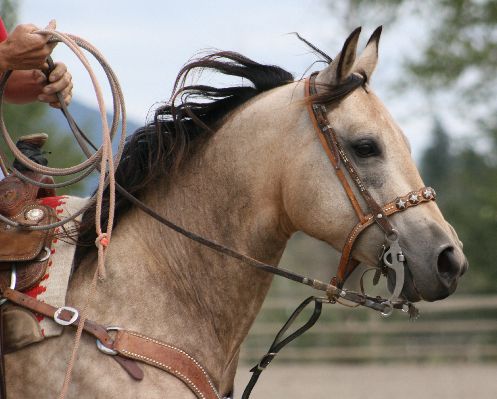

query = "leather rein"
[[0, 63, 437, 398]]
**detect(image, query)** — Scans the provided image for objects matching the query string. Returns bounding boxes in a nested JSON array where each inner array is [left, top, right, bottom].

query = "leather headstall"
[[305, 73, 436, 289]]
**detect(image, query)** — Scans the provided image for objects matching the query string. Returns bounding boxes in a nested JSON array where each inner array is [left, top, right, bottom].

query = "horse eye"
[[352, 140, 379, 158]]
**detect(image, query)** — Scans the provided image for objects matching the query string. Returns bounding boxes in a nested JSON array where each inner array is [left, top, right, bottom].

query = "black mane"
[[75, 51, 294, 262]]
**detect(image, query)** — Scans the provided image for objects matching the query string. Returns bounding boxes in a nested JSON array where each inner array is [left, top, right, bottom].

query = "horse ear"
[[316, 27, 362, 85], [353, 26, 382, 82]]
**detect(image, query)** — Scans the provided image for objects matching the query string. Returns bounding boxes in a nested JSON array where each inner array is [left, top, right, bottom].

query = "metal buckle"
[[35, 246, 51, 262], [0, 266, 17, 305], [380, 301, 394, 318], [96, 326, 121, 356], [54, 306, 79, 326]]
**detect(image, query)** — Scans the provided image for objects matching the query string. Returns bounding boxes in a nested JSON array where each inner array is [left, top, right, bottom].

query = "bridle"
[[242, 73, 437, 398], [305, 72, 436, 300], [0, 39, 438, 398]]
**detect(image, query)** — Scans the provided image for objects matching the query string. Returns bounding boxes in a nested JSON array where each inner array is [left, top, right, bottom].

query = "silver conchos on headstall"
[[395, 187, 436, 210]]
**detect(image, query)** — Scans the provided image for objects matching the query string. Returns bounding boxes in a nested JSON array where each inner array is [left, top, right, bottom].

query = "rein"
[[0, 37, 437, 397]]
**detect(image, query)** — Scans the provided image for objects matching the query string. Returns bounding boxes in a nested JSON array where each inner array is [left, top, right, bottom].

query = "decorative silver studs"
[[25, 208, 45, 222], [408, 193, 419, 204], [395, 198, 406, 210], [423, 188, 433, 199]]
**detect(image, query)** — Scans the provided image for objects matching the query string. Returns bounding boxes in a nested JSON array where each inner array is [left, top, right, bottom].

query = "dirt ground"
[[234, 363, 497, 399]]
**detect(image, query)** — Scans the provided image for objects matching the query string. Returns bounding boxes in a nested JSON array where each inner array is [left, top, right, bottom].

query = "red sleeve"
[[0, 18, 8, 42]]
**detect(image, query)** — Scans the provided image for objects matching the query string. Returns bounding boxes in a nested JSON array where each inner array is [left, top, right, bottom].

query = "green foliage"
[[421, 118, 453, 191], [348, 0, 497, 106], [421, 119, 497, 293], [0, 103, 88, 195], [0, 0, 18, 30], [398, 0, 497, 115]]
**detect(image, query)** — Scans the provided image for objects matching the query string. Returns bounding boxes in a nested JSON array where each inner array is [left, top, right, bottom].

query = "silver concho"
[[25, 208, 45, 222], [408, 193, 419, 204], [423, 187, 436, 199], [395, 198, 406, 210], [422, 188, 433, 199]]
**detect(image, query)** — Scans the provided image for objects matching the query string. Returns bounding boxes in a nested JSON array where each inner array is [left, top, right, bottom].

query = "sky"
[[19, 0, 433, 158]]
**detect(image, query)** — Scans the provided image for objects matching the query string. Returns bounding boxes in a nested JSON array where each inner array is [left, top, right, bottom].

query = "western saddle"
[[0, 133, 57, 398]]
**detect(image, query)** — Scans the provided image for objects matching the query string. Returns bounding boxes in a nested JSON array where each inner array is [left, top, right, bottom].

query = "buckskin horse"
[[5, 27, 467, 398]]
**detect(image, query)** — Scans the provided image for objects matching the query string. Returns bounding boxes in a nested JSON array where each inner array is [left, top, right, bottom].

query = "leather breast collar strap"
[[1, 287, 221, 399], [305, 73, 436, 289]]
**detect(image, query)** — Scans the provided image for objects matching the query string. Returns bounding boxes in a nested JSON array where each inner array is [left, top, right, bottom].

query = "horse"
[[6, 27, 467, 398]]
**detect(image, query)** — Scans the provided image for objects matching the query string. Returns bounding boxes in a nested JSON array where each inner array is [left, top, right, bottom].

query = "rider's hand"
[[5, 63, 73, 107], [37, 62, 73, 108], [0, 20, 56, 71]]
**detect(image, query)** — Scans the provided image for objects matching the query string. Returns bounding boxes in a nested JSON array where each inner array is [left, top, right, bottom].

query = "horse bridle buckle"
[[54, 306, 79, 326], [96, 326, 121, 356]]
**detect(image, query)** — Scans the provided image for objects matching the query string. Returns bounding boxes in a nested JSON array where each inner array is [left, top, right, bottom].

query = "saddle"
[[0, 134, 58, 397], [0, 134, 57, 294]]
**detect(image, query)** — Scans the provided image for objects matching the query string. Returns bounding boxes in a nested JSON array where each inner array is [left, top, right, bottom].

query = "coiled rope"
[[0, 26, 126, 398]]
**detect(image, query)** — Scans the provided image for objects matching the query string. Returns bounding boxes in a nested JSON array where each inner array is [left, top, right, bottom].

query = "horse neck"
[[77, 83, 302, 388]]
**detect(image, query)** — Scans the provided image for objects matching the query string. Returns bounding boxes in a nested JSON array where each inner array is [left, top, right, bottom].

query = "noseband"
[[305, 73, 436, 299]]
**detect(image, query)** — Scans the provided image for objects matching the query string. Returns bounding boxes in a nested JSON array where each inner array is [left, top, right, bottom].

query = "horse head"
[[282, 27, 467, 302]]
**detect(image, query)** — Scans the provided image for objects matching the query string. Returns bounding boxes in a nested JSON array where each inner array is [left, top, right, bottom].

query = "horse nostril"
[[437, 246, 461, 283]]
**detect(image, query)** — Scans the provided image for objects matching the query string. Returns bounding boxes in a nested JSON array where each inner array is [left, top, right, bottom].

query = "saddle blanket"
[[21, 195, 87, 337]]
